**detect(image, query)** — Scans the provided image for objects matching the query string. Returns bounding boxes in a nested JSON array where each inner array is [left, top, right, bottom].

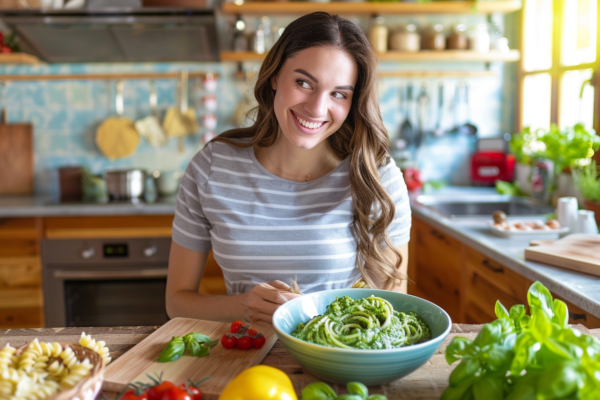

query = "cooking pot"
[[104, 169, 146, 201]]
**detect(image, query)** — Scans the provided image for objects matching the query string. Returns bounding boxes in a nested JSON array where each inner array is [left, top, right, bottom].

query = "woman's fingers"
[[256, 282, 288, 304], [280, 292, 302, 301], [250, 312, 274, 324], [268, 280, 292, 291]]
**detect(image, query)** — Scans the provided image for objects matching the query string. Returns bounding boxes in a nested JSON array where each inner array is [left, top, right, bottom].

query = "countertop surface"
[[410, 187, 600, 319], [0, 324, 597, 400], [1, 188, 599, 319], [0, 196, 177, 217]]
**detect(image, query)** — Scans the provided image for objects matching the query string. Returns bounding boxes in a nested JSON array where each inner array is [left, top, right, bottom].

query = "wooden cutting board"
[[103, 318, 278, 395], [525, 234, 600, 276], [0, 111, 33, 195]]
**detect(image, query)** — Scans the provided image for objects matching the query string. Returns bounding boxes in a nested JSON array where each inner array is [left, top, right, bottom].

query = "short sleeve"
[[379, 157, 411, 246], [172, 143, 213, 252]]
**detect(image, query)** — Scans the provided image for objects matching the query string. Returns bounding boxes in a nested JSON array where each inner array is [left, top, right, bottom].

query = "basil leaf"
[[527, 281, 554, 317], [538, 361, 580, 399], [346, 382, 368, 399], [495, 301, 510, 321], [445, 337, 473, 364], [366, 396, 387, 400], [157, 337, 185, 363], [302, 382, 337, 400], [449, 358, 480, 386], [552, 299, 569, 328], [473, 322, 501, 348], [186, 332, 217, 346], [335, 396, 364, 400], [472, 375, 503, 400], [530, 308, 552, 342], [441, 376, 475, 400]]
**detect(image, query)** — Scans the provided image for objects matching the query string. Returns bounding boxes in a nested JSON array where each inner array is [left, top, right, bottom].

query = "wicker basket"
[[15, 343, 105, 400]]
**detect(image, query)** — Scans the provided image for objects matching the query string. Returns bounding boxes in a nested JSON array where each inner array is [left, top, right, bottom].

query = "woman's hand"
[[241, 280, 301, 324]]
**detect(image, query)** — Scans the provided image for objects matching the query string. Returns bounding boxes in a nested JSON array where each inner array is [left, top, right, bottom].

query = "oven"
[[42, 237, 171, 328]]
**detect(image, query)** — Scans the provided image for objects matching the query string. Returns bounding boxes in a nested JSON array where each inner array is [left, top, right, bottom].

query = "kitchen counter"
[[410, 187, 600, 320], [0, 196, 177, 217], [3, 324, 597, 400]]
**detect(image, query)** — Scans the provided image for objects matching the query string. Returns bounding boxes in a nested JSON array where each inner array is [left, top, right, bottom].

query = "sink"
[[416, 194, 555, 219]]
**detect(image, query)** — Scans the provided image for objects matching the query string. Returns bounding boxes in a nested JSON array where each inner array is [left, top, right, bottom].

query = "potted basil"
[[573, 161, 600, 227]]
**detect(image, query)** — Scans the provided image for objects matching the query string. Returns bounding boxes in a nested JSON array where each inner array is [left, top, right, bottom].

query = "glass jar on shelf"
[[368, 16, 388, 53], [421, 24, 445, 51], [469, 23, 490, 52], [447, 23, 468, 50], [389, 23, 420, 52]]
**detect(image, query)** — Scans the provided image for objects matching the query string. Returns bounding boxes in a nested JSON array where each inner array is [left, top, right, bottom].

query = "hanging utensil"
[[415, 83, 429, 157], [163, 70, 198, 152], [399, 83, 415, 153], [433, 81, 445, 137], [96, 80, 140, 160], [458, 81, 478, 136], [135, 80, 167, 148], [447, 81, 462, 135]]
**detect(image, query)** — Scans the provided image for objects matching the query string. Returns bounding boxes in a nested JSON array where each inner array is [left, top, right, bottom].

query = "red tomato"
[[221, 333, 236, 349], [251, 335, 266, 349], [236, 336, 252, 350], [230, 320, 247, 334], [121, 390, 149, 400], [146, 382, 175, 400], [1, 46, 12, 54], [186, 385, 202, 400], [161, 387, 191, 400], [246, 328, 258, 337]]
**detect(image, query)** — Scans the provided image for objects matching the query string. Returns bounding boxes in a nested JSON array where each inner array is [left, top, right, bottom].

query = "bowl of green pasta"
[[272, 288, 451, 385]]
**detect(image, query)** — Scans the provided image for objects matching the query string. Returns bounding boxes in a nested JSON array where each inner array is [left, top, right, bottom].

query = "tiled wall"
[[0, 13, 517, 197]]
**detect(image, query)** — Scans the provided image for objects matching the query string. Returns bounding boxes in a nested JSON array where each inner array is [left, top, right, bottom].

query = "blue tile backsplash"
[[0, 10, 517, 198]]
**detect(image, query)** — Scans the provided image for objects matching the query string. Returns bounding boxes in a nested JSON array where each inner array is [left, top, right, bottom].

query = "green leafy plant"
[[301, 381, 387, 400], [157, 332, 218, 363], [510, 124, 600, 175], [442, 281, 600, 400], [573, 161, 600, 203]]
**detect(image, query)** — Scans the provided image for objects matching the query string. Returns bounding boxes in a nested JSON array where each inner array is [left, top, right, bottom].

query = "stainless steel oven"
[[42, 238, 171, 328]]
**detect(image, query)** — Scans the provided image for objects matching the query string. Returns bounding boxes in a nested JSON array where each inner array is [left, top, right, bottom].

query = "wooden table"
[[1, 324, 598, 400]]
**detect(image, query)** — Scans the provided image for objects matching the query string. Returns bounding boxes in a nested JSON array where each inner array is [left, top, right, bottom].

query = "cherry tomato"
[[230, 320, 247, 334], [236, 336, 252, 350], [161, 387, 191, 400], [186, 385, 202, 400], [221, 333, 236, 349], [121, 390, 149, 400], [246, 328, 258, 337], [146, 382, 175, 400], [0, 46, 12, 54], [251, 335, 266, 349]]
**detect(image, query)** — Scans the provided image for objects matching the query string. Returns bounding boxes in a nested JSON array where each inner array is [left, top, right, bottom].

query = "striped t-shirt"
[[172, 140, 411, 295]]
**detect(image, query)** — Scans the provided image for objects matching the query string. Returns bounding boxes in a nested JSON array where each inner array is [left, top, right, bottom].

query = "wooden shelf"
[[220, 49, 520, 62], [0, 71, 220, 82], [0, 53, 41, 65], [222, 1, 522, 15]]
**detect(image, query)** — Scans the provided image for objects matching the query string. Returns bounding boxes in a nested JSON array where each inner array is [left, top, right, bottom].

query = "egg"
[[546, 219, 561, 229]]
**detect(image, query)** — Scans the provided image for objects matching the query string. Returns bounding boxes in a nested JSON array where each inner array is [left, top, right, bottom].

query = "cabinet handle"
[[481, 259, 503, 273], [569, 311, 587, 322], [430, 229, 445, 241]]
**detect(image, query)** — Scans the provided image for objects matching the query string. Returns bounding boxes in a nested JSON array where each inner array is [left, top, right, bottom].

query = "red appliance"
[[470, 152, 515, 185]]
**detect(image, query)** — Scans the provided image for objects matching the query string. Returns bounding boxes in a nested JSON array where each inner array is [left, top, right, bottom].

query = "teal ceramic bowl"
[[272, 289, 451, 385]]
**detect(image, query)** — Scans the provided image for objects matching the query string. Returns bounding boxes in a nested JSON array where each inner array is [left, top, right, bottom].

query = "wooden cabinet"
[[409, 215, 600, 329], [0, 218, 43, 328]]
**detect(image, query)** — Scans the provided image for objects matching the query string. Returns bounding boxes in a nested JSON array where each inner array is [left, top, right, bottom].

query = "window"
[[520, 0, 600, 134]]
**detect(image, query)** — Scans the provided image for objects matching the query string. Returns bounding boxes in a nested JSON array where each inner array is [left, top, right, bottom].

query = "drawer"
[[44, 216, 174, 239], [413, 220, 462, 321], [0, 307, 44, 329], [465, 247, 532, 304], [465, 268, 526, 324], [0, 257, 41, 288], [464, 301, 496, 325], [0, 288, 43, 308], [0, 218, 38, 240], [552, 294, 600, 329], [0, 239, 38, 257]]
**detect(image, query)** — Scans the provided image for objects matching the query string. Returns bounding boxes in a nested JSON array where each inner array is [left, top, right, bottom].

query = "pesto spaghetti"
[[291, 296, 431, 349]]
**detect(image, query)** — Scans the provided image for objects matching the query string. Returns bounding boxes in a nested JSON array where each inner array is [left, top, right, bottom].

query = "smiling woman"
[[165, 12, 411, 324]]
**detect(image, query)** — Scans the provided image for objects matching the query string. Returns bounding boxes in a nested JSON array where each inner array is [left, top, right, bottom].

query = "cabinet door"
[[551, 294, 600, 329], [412, 218, 462, 322], [464, 247, 533, 324]]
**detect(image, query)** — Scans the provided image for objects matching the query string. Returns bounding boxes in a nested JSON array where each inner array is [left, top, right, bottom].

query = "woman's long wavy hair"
[[212, 12, 405, 290]]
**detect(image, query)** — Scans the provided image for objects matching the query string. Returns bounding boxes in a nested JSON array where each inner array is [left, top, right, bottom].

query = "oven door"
[[45, 267, 169, 327]]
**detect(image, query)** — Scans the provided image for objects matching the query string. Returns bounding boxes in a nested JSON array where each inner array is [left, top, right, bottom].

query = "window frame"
[[518, 0, 600, 135]]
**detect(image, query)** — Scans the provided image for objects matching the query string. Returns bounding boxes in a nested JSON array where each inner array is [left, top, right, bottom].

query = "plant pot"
[[556, 172, 585, 205], [584, 200, 600, 227], [515, 162, 532, 195]]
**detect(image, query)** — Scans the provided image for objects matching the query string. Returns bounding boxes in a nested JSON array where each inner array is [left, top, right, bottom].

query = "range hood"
[[0, 4, 219, 63]]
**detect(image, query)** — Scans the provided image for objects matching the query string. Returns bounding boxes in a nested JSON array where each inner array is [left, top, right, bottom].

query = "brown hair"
[[212, 12, 404, 289]]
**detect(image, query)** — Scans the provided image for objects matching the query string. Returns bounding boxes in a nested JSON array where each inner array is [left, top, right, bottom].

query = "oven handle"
[[53, 269, 169, 280]]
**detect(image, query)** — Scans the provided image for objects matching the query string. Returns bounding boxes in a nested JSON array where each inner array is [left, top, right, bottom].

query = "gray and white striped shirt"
[[172, 140, 411, 295]]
